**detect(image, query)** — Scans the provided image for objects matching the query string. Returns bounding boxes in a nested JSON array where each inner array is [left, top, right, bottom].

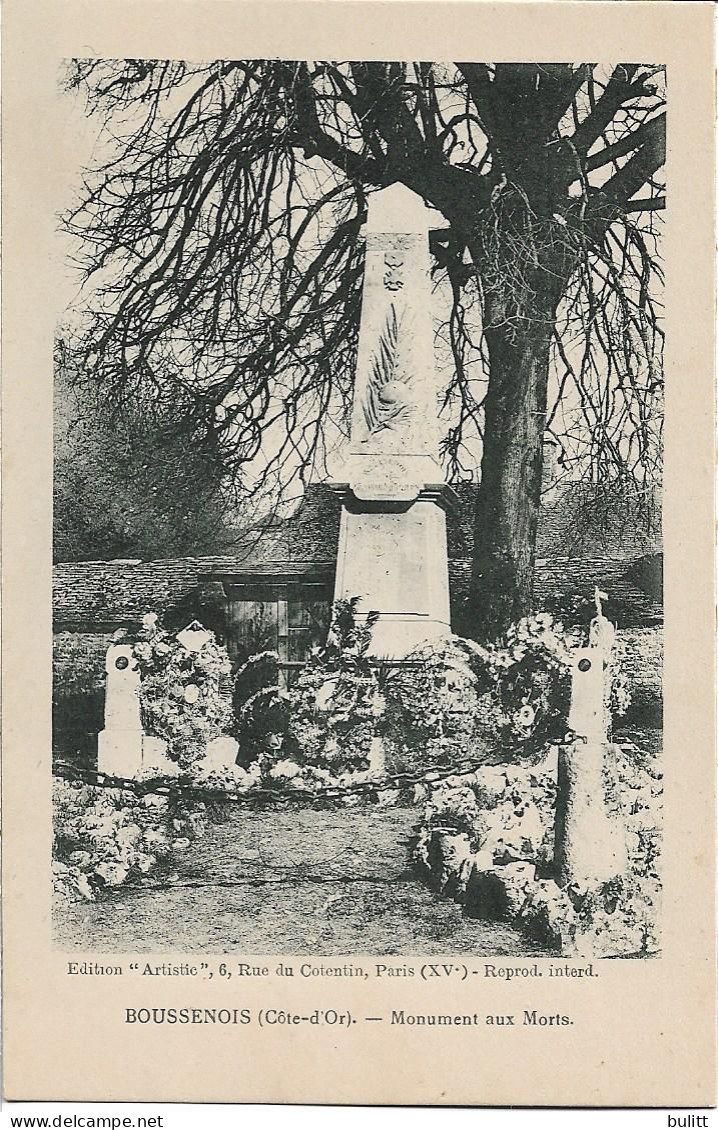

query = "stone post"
[[554, 610, 628, 888], [97, 641, 179, 778], [331, 184, 452, 658], [97, 643, 144, 778], [367, 735, 386, 777]]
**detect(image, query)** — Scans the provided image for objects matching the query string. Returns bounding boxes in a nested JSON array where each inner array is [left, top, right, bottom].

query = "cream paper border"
[[2, 0, 716, 1106]]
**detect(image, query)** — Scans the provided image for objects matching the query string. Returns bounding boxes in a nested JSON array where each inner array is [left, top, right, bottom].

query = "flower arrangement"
[[232, 651, 290, 765], [228, 603, 631, 784], [478, 613, 576, 758], [565, 871, 661, 957], [415, 755, 558, 870], [413, 736, 661, 957], [52, 776, 210, 901], [232, 598, 384, 781], [473, 611, 631, 760], [132, 613, 233, 769], [380, 637, 502, 773], [284, 599, 384, 775], [380, 615, 592, 773]]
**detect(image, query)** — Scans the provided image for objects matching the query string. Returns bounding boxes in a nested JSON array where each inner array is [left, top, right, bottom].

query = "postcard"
[[2, 0, 715, 1107]]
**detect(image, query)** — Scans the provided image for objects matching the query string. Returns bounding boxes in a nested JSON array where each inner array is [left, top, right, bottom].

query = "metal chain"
[[52, 754, 497, 804]]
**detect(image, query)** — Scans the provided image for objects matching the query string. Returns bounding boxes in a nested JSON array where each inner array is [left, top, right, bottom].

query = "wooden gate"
[[221, 572, 333, 683]]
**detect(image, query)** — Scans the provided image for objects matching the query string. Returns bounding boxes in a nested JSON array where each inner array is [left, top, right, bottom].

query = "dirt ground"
[[53, 803, 552, 956]]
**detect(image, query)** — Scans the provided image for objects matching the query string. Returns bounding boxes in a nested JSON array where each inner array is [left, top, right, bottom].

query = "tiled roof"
[[53, 485, 343, 626], [54, 481, 662, 629]]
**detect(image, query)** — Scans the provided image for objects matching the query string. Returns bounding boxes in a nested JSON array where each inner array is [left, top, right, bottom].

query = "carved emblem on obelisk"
[[383, 251, 404, 290], [362, 303, 416, 442]]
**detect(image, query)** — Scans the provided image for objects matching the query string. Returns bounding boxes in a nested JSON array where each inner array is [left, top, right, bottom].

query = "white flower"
[[315, 679, 338, 710], [305, 767, 332, 783], [85, 814, 118, 839], [94, 862, 129, 887], [142, 612, 159, 631], [269, 759, 302, 780], [323, 737, 340, 761], [75, 874, 95, 900], [116, 824, 142, 848], [184, 683, 200, 704], [244, 763, 263, 786], [371, 693, 387, 718]]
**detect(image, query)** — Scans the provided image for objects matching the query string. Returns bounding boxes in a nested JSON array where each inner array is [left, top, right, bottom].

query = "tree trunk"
[[465, 288, 560, 642], [413, 154, 583, 642]]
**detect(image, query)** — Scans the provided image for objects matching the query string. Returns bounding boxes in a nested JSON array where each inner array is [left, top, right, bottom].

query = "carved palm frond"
[[363, 304, 406, 435]]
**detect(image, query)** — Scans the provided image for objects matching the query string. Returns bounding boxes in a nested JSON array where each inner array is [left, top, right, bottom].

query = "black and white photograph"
[[50, 59, 667, 960], [4, 0, 718, 1108]]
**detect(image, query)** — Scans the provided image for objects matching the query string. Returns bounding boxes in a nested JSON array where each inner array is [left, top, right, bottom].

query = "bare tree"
[[63, 60, 665, 637]]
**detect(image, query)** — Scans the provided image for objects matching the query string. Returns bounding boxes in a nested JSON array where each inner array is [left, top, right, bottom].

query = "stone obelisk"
[[332, 184, 452, 657]]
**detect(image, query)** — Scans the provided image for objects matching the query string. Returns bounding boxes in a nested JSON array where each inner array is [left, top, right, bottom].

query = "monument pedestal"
[[333, 486, 452, 657], [97, 729, 143, 779], [97, 732, 176, 779]]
